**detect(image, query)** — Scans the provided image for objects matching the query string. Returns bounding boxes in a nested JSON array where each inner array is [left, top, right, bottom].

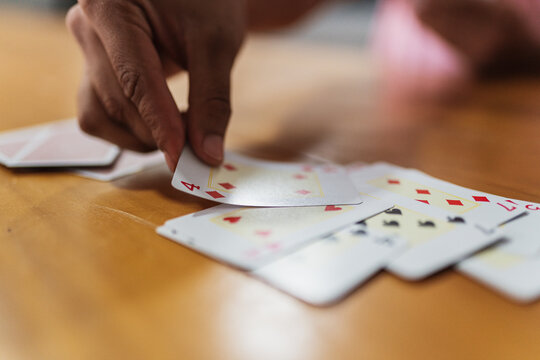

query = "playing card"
[[74, 150, 164, 181], [495, 212, 540, 257], [492, 197, 540, 214], [0, 138, 29, 164], [0, 119, 120, 168], [156, 197, 392, 270], [171, 147, 363, 207], [363, 205, 502, 280], [346, 161, 369, 173], [349, 162, 527, 230], [458, 212, 540, 302], [253, 223, 406, 306], [348, 164, 503, 280], [0, 125, 43, 164]]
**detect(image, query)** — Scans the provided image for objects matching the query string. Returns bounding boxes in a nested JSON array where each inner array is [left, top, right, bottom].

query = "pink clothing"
[[373, 0, 540, 97]]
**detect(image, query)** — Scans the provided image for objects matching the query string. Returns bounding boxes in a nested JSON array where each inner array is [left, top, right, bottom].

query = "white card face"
[[360, 205, 501, 280], [74, 150, 164, 181], [495, 198, 540, 215], [349, 162, 526, 230], [253, 224, 406, 306], [172, 147, 363, 207], [458, 213, 540, 303], [348, 164, 504, 279], [496, 213, 540, 257], [0, 126, 42, 164], [156, 198, 392, 270], [0, 139, 27, 164], [0, 119, 120, 168]]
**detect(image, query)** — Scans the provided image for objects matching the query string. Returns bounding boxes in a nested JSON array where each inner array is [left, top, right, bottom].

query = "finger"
[[78, 0, 185, 169], [77, 73, 156, 152], [186, 30, 242, 166], [67, 5, 155, 148]]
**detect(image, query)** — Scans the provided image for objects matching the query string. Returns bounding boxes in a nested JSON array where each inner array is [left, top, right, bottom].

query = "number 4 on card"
[[181, 181, 200, 192]]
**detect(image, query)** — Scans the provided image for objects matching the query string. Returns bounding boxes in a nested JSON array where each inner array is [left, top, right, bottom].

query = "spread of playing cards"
[[3, 120, 540, 306]]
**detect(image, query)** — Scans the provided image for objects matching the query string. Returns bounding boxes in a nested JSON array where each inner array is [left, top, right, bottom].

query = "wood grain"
[[1, 6, 540, 360]]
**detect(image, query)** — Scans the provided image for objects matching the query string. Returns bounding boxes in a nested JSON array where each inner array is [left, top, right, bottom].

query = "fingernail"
[[203, 134, 223, 161]]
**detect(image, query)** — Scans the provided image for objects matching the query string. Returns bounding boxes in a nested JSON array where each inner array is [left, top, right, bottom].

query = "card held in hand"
[[172, 147, 363, 207]]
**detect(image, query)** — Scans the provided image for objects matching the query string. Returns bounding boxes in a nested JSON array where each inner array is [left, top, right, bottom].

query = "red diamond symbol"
[[293, 174, 307, 180], [219, 182, 236, 190], [223, 216, 241, 224], [223, 164, 237, 171], [388, 179, 400, 185], [447, 199, 464, 206], [206, 191, 225, 199], [416, 189, 431, 195], [416, 199, 430, 205], [325, 205, 342, 212], [473, 196, 490, 202], [296, 189, 311, 195]]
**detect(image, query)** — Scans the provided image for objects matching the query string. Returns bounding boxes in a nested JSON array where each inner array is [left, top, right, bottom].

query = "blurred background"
[[2, 0, 539, 101], [0, 0, 374, 48], [1, 0, 74, 10]]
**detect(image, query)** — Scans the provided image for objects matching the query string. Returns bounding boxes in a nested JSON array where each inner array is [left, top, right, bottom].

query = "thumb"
[[186, 36, 239, 166]]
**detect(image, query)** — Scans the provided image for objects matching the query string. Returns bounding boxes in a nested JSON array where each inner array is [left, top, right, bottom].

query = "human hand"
[[413, 0, 540, 75], [67, 0, 246, 170]]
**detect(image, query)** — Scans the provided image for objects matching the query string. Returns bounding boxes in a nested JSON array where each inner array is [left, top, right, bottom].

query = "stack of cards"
[[158, 148, 540, 305], [4, 120, 538, 305], [0, 120, 164, 181], [156, 148, 403, 304]]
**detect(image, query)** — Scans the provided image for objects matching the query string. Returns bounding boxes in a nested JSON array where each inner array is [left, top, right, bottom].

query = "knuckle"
[[65, 5, 83, 32], [77, 0, 97, 14], [117, 67, 145, 106], [79, 0, 148, 34], [66, 5, 88, 40], [78, 0, 108, 16], [141, 113, 161, 137]]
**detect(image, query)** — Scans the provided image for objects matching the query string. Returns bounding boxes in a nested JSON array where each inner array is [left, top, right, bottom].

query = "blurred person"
[[374, 0, 540, 96], [66, 0, 540, 170]]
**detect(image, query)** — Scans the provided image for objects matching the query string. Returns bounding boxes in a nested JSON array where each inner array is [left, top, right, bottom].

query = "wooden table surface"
[[1, 7, 540, 360]]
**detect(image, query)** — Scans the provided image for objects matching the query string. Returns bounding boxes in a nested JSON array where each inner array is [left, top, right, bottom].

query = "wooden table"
[[1, 7, 540, 360]]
